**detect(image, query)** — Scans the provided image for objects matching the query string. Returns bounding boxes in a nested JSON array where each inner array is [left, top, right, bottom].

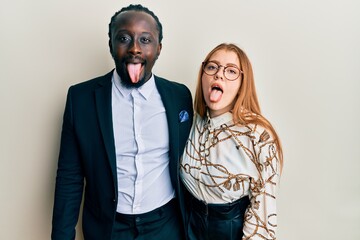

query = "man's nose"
[[128, 40, 141, 54]]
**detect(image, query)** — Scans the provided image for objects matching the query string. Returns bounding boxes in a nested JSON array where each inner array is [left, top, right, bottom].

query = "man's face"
[[109, 11, 162, 88]]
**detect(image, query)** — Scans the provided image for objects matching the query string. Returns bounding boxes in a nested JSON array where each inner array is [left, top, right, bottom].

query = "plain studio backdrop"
[[1, 0, 359, 239]]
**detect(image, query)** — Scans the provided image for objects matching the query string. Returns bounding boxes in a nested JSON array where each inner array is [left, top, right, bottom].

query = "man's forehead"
[[112, 11, 159, 38], [114, 11, 155, 25]]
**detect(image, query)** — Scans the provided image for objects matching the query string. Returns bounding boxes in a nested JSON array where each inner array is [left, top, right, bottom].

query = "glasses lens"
[[203, 62, 219, 75], [224, 66, 240, 81], [203, 62, 241, 81]]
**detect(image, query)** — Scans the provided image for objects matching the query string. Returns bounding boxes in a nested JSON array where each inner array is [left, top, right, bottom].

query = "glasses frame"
[[202, 61, 243, 81]]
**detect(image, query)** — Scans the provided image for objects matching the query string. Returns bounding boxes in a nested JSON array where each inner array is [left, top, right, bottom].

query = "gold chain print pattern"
[[180, 113, 279, 239]]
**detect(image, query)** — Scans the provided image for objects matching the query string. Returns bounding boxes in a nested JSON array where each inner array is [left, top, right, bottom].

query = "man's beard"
[[119, 72, 147, 89], [114, 57, 148, 89]]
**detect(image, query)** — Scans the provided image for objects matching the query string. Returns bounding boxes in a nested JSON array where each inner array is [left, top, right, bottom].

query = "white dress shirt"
[[112, 70, 174, 214], [180, 112, 280, 239]]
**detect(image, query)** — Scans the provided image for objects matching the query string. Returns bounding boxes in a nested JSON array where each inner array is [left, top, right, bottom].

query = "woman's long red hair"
[[194, 43, 283, 171]]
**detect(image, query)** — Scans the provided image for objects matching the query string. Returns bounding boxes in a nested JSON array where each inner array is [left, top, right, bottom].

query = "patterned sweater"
[[180, 112, 280, 239]]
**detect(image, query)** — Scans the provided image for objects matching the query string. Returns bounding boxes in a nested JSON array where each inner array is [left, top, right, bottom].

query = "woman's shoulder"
[[248, 124, 274, 143]]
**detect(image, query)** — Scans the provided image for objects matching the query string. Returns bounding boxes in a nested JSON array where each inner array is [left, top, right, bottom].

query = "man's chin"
[[120, 76, 146, 89]]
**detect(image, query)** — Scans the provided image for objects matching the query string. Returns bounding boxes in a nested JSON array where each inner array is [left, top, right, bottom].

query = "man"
[[51, 4, 193, 240]]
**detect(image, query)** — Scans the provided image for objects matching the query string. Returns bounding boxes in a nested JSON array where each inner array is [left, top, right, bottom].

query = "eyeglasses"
[[202, 61, 242, 81]]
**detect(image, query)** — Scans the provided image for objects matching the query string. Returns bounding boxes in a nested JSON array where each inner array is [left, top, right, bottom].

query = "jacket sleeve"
[[51, 87, 84, 240], [242, 127, 280, 240]]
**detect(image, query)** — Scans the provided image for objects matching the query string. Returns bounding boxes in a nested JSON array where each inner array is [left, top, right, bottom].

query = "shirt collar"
[[206, 110, 233, 128], [112, 69, 156, 100]]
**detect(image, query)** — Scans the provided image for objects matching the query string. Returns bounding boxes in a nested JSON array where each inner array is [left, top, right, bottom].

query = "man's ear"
[[156, 43, 162, 59], [109, 40, 114, 58]]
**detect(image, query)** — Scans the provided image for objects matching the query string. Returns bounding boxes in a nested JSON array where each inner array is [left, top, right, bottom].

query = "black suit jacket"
[[52, 70, 193, 240]]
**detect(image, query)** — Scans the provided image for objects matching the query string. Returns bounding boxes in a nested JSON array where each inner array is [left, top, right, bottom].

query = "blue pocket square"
[[179, 110, 189, 123]]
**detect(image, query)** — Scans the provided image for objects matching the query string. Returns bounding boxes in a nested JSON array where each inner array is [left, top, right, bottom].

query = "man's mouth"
[[127, 63, 144, 83], [209, 84, 223, 102]]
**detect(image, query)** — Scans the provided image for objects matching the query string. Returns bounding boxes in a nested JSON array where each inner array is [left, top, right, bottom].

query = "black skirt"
[[185, 191, 250, 240]]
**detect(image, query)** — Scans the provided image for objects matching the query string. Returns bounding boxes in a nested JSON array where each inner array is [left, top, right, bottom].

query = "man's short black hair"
[[108, 4, 163, 43]]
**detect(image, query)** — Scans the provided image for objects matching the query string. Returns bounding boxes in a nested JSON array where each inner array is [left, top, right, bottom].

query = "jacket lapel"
[[94, 72, 117, 185], [155, 77, 180, 186], [93, 74, 184, 193]]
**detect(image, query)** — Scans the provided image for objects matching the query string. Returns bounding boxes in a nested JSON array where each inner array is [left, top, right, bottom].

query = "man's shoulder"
[[70, 70, 113, 91], [154, 75, 190, 93]]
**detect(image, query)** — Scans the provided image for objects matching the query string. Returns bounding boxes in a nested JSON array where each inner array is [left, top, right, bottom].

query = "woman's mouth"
[[209, 84, 223, 102]]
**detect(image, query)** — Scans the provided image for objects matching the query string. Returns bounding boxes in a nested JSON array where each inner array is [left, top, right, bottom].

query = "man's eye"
[[141, 37, 151, 44], [117, 36, 130, 43]]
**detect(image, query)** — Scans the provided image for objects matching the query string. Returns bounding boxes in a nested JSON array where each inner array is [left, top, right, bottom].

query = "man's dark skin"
[[52, 5, 193, 240], [109, 11, 162, 88]]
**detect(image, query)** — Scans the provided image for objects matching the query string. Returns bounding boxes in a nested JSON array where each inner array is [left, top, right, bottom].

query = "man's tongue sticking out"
[[210, 88, 223, 102], [127, 63, 142, 83]]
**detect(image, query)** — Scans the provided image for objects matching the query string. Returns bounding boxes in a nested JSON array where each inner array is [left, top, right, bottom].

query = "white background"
[[1, 0, 359, 239]]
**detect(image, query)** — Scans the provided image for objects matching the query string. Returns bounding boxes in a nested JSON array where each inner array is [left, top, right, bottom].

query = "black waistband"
[[116, 198, 177, 223], [187, 193, 250, 220]]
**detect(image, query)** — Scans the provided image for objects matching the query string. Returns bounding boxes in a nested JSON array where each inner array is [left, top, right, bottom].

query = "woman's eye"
[[207, 64, 218, 70], [227, 68, 238, 75]]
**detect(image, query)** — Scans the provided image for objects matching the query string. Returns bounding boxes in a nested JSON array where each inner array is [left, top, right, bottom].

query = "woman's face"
[[202, 49, 241, 118]]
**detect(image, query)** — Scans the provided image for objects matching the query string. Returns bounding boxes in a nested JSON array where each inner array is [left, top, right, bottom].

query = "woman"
[[180, 43, 283, 240]]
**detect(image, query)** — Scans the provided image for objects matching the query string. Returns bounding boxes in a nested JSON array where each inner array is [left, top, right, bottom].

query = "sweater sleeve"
[[242, 126, 280, 240]]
